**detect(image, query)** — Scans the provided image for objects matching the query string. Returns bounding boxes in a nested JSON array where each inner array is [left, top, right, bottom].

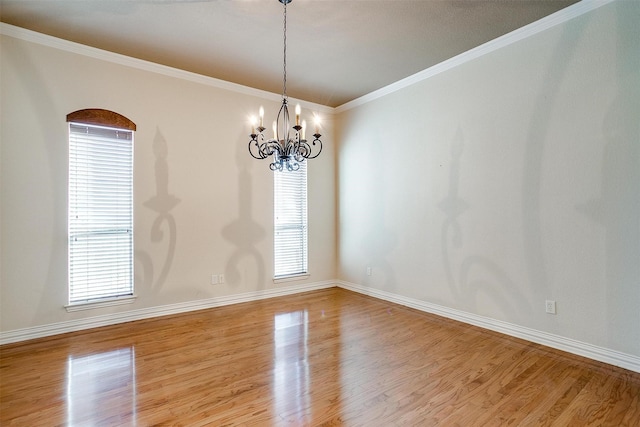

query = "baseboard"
[[0, 280, 335, 345], [337, 280, 640, 374], [3, 280, 639, 374]]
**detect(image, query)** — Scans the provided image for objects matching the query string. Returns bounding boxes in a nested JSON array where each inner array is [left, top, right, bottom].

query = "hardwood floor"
[[1, 288, 639, 426]]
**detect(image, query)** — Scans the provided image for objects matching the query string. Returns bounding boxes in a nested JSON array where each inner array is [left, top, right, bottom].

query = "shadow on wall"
[[8, 44, 68, 322], [361, 131, 397, 291], [521, 14, 589, 313], [221, 133, 266, 289], [577, 95, 640, 350], [577, 4, 640, 350], [440, 128, 531, 320], [135, 127, 181, 290]]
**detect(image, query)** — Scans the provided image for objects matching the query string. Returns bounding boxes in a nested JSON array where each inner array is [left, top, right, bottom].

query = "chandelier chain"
[[282, 0, 287, 99]]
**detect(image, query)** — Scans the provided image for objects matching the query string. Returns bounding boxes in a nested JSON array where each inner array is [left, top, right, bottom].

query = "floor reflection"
[[66, 347, 137, 425], [273, 310, 310, 422]]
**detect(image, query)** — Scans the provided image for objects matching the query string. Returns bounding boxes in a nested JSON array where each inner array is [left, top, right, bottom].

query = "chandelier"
[[248, 0, 323, 172]]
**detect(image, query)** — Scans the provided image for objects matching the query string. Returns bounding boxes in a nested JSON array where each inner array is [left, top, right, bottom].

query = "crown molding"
[[1, 0, 614, 116], [335, 0, 617, 113], [0, 22, 333, 115]]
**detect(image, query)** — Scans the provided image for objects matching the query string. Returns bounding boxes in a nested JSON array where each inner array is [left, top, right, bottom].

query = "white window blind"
[[68, 123, 134, 304], [274, 162, 308, 278]]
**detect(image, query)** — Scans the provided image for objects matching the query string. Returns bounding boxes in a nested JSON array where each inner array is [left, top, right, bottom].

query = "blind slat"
[[69, 122, 134, 304], [274, 162, 308, 277]]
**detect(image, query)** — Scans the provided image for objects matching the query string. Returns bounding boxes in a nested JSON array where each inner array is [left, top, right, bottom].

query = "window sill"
[[65, 295, 137, 312], [273, 273, 310, 284]]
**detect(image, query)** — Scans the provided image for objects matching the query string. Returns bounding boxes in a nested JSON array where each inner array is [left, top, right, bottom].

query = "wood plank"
[[1, 288, 638, 426]]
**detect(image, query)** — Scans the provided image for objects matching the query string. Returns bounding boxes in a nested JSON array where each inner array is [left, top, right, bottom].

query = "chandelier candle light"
[[248, 0, 323, 171]]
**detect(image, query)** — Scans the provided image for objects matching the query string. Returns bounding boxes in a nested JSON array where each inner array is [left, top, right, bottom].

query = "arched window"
[[66, 109, 136, 308]]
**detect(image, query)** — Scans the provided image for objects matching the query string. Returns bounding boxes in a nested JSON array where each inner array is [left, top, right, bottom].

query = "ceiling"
[[0, 0, 579, 108]]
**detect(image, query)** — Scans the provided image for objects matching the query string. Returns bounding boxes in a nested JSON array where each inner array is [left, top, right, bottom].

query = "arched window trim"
[[67, 109, 136, 131]]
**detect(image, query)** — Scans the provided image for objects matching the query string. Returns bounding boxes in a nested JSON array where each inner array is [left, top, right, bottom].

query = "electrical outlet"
[[545, 300, 556, 314], [366, 266, 372, 276], [211, 274, 219, 285], [219, 274, 225, 284]]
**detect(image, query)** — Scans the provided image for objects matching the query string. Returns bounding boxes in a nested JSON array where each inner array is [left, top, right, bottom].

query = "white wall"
[[337, 0, 639, 358], [0, 31, 336, 334]]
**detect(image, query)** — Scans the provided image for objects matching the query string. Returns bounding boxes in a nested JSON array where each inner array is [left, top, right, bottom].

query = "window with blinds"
[[68, 122, 134, 304], [274, 162, 308, 278]]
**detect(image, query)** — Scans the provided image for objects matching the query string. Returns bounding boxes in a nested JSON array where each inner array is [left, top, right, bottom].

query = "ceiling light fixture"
[[248, 0, 322, 172]]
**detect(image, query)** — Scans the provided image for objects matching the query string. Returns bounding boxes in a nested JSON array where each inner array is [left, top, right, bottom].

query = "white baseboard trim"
[[3, 280, 638, 374], [337, 280, 640, 374], [0, 280, 335, 346]]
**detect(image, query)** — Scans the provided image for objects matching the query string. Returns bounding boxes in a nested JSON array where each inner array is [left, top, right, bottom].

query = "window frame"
[[65, 109, 137, 311], [273, 161, 309, 281]]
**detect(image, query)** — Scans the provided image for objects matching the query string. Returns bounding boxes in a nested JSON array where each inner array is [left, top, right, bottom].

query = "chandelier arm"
[[287, 162, 300, 172], [296, 136, 323, 160], [249, 138, 297, 165], [307, 134, 323, 159], [248, 135, 268, 159], [286, 138, 297, 157], [249, 132, 286, 160], [294, 140, 311, 158], [293, 149, 306, 162], [264, 140, 282, 157]]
